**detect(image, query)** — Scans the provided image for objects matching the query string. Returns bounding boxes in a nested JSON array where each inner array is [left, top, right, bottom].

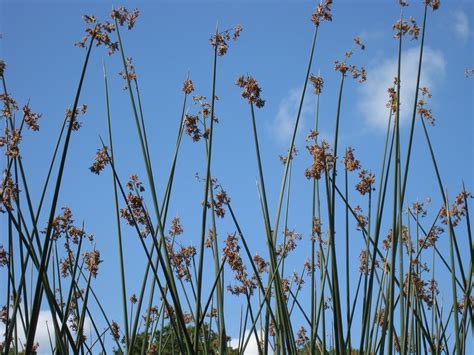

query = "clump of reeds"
[[0, 0, 472, 354]]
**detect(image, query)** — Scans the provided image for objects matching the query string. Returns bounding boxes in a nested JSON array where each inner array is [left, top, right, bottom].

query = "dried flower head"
[[121, 175, 151, 237], [183, 114, 202, 142], [334, 61, 367, 83], [393, 17, 420, 40], [119, 57, 136, 90], [110, 321, 120, 341], [311, 0, 333, 26], [253, 254, 268, 273], [417, 87, 435, 125], [182, 79, 194, 94], [0, 246, 9, 267], [343, 147, 360, 171], [66, 104, 88, 131], [0, 171, 19, 213], [354, 205, 368, 231], [276, 229, 302, 258], [356, 170, 375, 195], [76, 14, 119, 55], [386, 79, 399, 113], [89, 146, 110, 174], [309, 74, 324, 94], [304, 139, 335, 180], [279, 146, 298, 165], [84, 249, 102, 277], [296, 326, 309, 347], [1, 128, 21, 158], [210, 25, 242, 56], [169, 216, 184, 237], [0, 60, 5, 76], [425, 0, 440, 11], [111, 7, 140, 30], [0, 93, 18, 119], [214, 190, 230, 218], [354, 36, 366, 50], [235, 75, 265, 108], [22, 104, 42, 131], [440, 190, 473, 227]]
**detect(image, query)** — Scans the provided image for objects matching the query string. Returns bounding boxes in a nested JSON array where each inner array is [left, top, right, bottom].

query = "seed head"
[[235, 75, 265, 108], [182, 79, 194, 94], [309, 74, 324, 94], [89, 146, 110, 174]]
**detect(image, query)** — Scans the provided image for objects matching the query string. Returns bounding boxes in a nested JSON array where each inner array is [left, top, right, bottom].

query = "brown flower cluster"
[[89, 146, 110, 174], [425, 0, 440, 11], [182, 79, 194, 94], [111, 7, 140, 30], [418, 225, 443, 249], [76, 8, 139, 54], [355, 170, 375, 195], [311, 1, 333, 26], [393, 17, 420, 40], [0, 172, 18, 213], [0, 245, 8, 267], [224, 233, 256, 295], [169, 216, 184, 237], [440, 190, 473, 227], [0, 93, 18, 119], [404, 270, 436, 308], [279, 146, 298, 165], [120, 175, 151, 237], [110, 321, 120, 341], [343, 147, 360, 171], [84, 249, 102, 278], [417, 87, 435, 125], [411, 200, 428, 218], [387, 85, 398, 113], [334, 61, 367, 83], [214, 190, 230, 218], [253, 254, 268, 274], [309, 74, 324, 95], [183, 114, 202, 142], [311, 217, 323, 242], [276, 229, 302, 258], [22, 104, 42, 131], [296, 326, 309, 347], [75, 15, 118, 55], [168, 243, 196, 281], [304, 138, 335, 180], [210, 25, 243, 56], [354, 36, 366, 50], [235, 75, 265, 108], [354, 205, 368, 231], [119, 57, 137, 90], [0, 128, 21, 158], [66, 104, 88, 131]]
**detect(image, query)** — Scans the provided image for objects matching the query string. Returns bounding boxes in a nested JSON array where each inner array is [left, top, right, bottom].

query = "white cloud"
[[453, 10, 470, 41], [230, 329, 274, 355], [359, 46, 446, 130], [269, 88, 313, 144], [0, 309, 91, 355]]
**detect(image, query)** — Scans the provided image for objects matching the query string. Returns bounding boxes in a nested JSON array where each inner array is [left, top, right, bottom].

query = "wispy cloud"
[[0, 310, 91, 355], [453, 10, 470, 41], [358, 46, 446, 130], [230, 329, 274, 355], [269, 88, 313, 144]]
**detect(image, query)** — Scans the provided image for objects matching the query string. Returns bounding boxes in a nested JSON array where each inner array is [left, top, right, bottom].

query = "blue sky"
[[1, 0, 473, 352]]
